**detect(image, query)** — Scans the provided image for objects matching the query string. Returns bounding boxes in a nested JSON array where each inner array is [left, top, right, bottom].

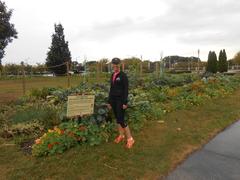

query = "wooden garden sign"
[[67, 95, 95, 117]]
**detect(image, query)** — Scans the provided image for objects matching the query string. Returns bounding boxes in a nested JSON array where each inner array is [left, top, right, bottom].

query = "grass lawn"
[[0, 88, 240, 179], [0, 76, 107, 105]]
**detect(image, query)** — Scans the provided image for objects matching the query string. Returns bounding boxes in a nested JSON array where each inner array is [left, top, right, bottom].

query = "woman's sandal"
[[126, 137, 135, 149], [114, 135, 125, 143]]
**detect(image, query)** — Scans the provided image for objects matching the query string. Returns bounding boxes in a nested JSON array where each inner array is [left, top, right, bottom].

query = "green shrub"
[[29, 87, 58, 99], [10, 103, 63, 128]]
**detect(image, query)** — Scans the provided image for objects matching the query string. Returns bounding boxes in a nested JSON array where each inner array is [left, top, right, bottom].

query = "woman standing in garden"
[[107, 57, 135, 149]]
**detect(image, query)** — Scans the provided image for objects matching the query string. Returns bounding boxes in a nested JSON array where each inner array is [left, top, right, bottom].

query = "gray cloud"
[[163, 0, 240, 45], [73, 18, 137, 41], [4, 0, 240, 64], [75, 0, 240, 47]]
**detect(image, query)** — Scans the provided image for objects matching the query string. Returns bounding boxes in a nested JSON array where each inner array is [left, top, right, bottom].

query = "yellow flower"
[[54, 127, 62, 134], [48, 129, 54, 133]]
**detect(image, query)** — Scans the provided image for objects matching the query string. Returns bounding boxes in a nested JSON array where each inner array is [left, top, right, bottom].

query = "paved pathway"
[[166, 120, 240, 180]]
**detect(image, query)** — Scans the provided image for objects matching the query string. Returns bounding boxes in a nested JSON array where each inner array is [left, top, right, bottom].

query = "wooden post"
[[67, 61, 70, 88], [140, 56, 143, 77], [99, 61, 102, 78], [100, 61, 103, 73], [140, 62, 142, 77], [156, 62, 159, 78], [96, 62, 99, 81], [21, 62, 26, 95], [160, 52, 164, 77]]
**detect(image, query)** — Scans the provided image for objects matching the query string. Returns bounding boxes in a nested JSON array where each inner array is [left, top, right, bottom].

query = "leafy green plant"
[[32, 121, 115, 156], [28, 87, 57, 99], [32, 129, 77, 156]]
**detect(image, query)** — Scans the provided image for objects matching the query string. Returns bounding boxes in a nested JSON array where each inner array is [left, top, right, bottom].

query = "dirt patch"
[[20, 139, 35, 155]]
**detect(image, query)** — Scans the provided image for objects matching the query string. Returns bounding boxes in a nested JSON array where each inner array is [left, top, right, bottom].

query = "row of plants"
[[31, 74, 240, 156], [146, 75, 240, 113], [1, 74, 240, 156]]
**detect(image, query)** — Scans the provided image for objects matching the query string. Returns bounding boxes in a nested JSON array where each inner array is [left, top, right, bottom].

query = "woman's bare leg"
[[117, 124, 125, 136], [124, 126, 133, 139]]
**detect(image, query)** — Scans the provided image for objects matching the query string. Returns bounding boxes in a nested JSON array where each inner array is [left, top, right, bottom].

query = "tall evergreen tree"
[[218, 50, 224, 73], [206, 51, 218, 73], [0, 1, 18, 67], [46, 24, 71, 75], [222, 49, 228, 72], [212, 51, 218, 73], [206, 51, 212, 72], [218, 49, 228, 73]]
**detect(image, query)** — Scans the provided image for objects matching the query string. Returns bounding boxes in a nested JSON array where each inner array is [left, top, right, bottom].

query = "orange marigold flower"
[[48, 143, 53, 149], [35, 139, 41, 144]]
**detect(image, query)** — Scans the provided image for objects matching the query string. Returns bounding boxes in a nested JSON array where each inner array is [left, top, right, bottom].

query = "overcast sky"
[[3, 0, 240, 64]]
